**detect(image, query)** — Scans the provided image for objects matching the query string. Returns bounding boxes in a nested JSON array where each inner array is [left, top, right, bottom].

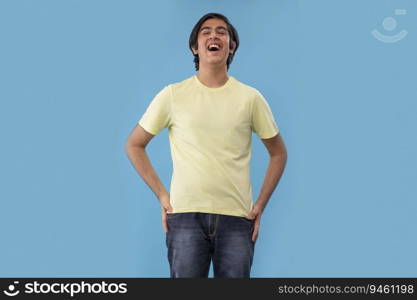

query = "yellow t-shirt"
[[138, 74, 279, 218]]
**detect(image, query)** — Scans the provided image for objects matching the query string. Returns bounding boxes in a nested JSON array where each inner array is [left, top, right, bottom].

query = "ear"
[[229, 40, 236, 53], [192, 45, 198, 55]]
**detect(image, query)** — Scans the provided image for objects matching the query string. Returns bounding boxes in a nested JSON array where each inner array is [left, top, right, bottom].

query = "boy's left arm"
[[248, 133, 288, 242]]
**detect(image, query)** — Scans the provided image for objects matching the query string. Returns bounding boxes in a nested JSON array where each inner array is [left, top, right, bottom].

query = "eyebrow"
[[199, 26, 228, 32]]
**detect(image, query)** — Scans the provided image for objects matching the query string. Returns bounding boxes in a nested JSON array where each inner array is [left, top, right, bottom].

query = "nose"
[[208, 31, 221, 40]]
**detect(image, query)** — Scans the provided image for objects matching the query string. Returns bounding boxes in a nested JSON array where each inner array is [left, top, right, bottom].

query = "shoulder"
[[168, 76, 195, 93], [153, 76, 194, 101], [231, 76, 263, 99], [231, 78, 267, 112]]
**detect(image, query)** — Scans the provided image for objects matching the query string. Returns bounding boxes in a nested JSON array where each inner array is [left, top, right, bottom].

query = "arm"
[[248, 132, 288, 242], [255, 132, 287, 212], [124, 124, 173, 232]]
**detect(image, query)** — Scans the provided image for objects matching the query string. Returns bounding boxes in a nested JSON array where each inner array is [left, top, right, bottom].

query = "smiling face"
[[192, 18, 236, 70]]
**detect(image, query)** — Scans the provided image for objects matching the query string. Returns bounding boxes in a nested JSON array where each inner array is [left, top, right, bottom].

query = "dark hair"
[[189, 13, 239, 71]]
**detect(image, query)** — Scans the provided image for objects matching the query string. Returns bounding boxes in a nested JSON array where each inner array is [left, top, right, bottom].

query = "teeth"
[[208, 44, 220, 50]]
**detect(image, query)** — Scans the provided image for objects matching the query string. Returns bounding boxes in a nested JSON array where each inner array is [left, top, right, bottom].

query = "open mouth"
[[207, 44, 221, 52]]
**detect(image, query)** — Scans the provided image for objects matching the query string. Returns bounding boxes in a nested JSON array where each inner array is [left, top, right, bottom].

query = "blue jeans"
[[165, 212, 255, 278]]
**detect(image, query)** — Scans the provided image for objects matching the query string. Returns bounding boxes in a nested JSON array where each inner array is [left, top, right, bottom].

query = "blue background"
[[0, 0, 416, 277]]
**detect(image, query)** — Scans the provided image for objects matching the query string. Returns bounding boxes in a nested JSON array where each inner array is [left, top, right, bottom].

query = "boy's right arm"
[[124, 124, 173, 232]]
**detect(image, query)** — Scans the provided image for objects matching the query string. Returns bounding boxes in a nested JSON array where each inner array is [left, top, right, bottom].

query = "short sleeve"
[[138, 85, 172, 135], [251, 90, 279, 139]]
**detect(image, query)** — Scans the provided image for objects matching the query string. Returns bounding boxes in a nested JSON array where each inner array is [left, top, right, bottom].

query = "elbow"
[[125, 139, 141, 155], [125, 140, 146, 154], [124, 142, 131, 155], [124, 137, 133, 153]]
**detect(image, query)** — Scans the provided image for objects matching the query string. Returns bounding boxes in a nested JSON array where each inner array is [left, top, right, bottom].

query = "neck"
[[196, 65, 229, 88]]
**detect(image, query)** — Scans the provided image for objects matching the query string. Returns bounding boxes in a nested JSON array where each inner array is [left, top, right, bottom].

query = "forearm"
[[255, 154, 287, 212], [125, 145, 169, 200]]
